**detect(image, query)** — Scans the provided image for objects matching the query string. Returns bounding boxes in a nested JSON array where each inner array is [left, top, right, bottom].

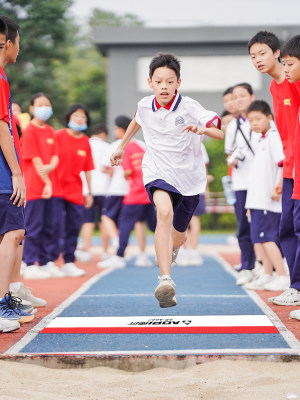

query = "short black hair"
[[248, 31, 280, 54], [223, 87, 234, 96], [149, 53, 181, 80], [30, 92, 52, 106], [247, 100, 272, 116], [114, 115, 131, 131], [233, 82, 253, 95], [92, 122, 108, 136], [0, 17, 7, 38], [0, 15, 19, 43], [64, 103, 91, 127], [281, 35, 300, 60], [221, 110, 232, 118]]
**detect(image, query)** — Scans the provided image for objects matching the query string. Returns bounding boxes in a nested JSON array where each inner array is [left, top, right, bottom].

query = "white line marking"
[[214, 253, 300, 351], [4, 268, 116, 355], [18, 348, 300, 356], [45, 315, 274, 329], [81, 294, 248, 298]]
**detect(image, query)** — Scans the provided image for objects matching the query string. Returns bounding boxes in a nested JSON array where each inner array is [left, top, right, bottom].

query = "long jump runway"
[[6, 254, 300, 356]]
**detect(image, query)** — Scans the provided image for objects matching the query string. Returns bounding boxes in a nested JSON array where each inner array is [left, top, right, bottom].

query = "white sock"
[[9, 282, 22, 292]]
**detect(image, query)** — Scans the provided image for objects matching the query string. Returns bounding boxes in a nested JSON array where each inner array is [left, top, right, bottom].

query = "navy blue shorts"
[[250, 209, 281, 244], [145, 179, 200, 233], [193, 194, 206, 216], [0, 194, 25, 236], [101, 195, 124, 224], [81, 195, 106, 224]]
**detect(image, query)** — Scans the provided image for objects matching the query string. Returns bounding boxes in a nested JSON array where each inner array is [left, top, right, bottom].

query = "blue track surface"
[[20, 255, 290, 354]]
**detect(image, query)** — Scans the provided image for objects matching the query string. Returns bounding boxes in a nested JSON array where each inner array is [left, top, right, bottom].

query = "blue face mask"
[[68, 120, 88, 132], [33, 106, 53, 121]]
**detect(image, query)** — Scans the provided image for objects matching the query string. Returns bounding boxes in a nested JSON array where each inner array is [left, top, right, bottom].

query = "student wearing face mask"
[[55, 104, 94, 277], [21, 92, 65, 279]]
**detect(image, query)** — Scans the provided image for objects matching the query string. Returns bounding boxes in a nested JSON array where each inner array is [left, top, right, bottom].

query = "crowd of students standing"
[[1, 12, 300, 333]]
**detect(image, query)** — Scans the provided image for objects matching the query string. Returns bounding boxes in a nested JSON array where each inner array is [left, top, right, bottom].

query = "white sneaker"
[[290, 309, 300, 320], [155, 275, 177, 308], [233, 264, 242, 272], [41, 262, 65, 278], [11, 283, 47, 307], [244, 274, 272, 290], [100, 252, 110, 261], [23, 265, 51, 280], [268, 288, 300, 306], [0, 317, 20, 333], [61, 262, 86, 277], [74, 249, 92, 263], [97, 255, 126, 269], [236, 269, 253, 286], [175, 249, 190, 266], [188, 250, 204, 266], [134, 253, 152, 267], [253, 261, 264, 277], [264, 275, 290, 291]]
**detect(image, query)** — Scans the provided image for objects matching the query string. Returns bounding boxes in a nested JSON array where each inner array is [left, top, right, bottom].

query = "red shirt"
[[56, 128, 94, 205], [0, 66, 22, 175], [122, 141, 150, 205], [22, 122, 58, 201], [270, 78, 300, 179]]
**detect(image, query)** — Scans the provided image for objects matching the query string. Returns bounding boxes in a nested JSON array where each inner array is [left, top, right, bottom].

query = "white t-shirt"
[[201, 142, 209, 165], [104, 139, 129, 196], [245, 127, 284, 213], [135, 93, 220, 196], [81, 137, 111, 196], [225, 116, 259, 191]]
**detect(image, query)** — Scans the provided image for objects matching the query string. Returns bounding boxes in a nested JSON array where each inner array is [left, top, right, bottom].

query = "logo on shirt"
[[46, 138, 54, 145], [77, 150, 86, 157], [175, 116, 185, 126], [284, 98, 291, 105]]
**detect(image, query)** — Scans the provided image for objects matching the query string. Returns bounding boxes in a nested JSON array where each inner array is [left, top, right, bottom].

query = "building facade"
[[94, 25, 299, 136]]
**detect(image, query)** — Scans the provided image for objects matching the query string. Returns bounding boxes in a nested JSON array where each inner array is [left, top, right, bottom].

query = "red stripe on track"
[[41, 326, 279, 334]]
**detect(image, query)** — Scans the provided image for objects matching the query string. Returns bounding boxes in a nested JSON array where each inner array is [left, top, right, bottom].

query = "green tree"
[[204, 137, 227, 192], [89, 8, 144, 28], [0, 0, 74, 123], [53, 46, 107, 129]]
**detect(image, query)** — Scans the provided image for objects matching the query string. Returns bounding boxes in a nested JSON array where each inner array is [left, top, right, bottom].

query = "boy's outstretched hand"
[[181, 125, 206, 135], [111, 149, 124, 166]]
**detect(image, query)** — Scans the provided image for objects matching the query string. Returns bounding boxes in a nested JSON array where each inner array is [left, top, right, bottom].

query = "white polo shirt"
[[104, 140, 129, 196], [135, 93, 220, 196], [225, 116, 259, 191], [81, 137, 111, 196], [245, 127, 284, 213]]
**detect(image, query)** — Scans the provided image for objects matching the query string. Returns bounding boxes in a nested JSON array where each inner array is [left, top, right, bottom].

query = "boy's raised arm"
[[110, 117, 141, 166], [181, 123, 224, 141]]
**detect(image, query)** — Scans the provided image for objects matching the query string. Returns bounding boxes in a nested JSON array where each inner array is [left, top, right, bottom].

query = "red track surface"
[[0, 258, 101, 354]]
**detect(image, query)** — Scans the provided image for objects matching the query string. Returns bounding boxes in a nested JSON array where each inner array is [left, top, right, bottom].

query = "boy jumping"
[[111, 54, 223, 308]]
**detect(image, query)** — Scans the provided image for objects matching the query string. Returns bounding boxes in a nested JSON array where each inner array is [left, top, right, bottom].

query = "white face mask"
[[68, 120, 87, 132], [33, 106, 53, 121]]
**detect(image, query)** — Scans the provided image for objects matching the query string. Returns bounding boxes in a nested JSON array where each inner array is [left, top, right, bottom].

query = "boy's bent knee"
[[156, 205, 173, 224], [5, 229, 25, 246]]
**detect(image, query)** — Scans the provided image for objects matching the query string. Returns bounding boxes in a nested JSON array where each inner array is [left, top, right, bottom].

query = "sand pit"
[[1, 359, 300, 400]]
